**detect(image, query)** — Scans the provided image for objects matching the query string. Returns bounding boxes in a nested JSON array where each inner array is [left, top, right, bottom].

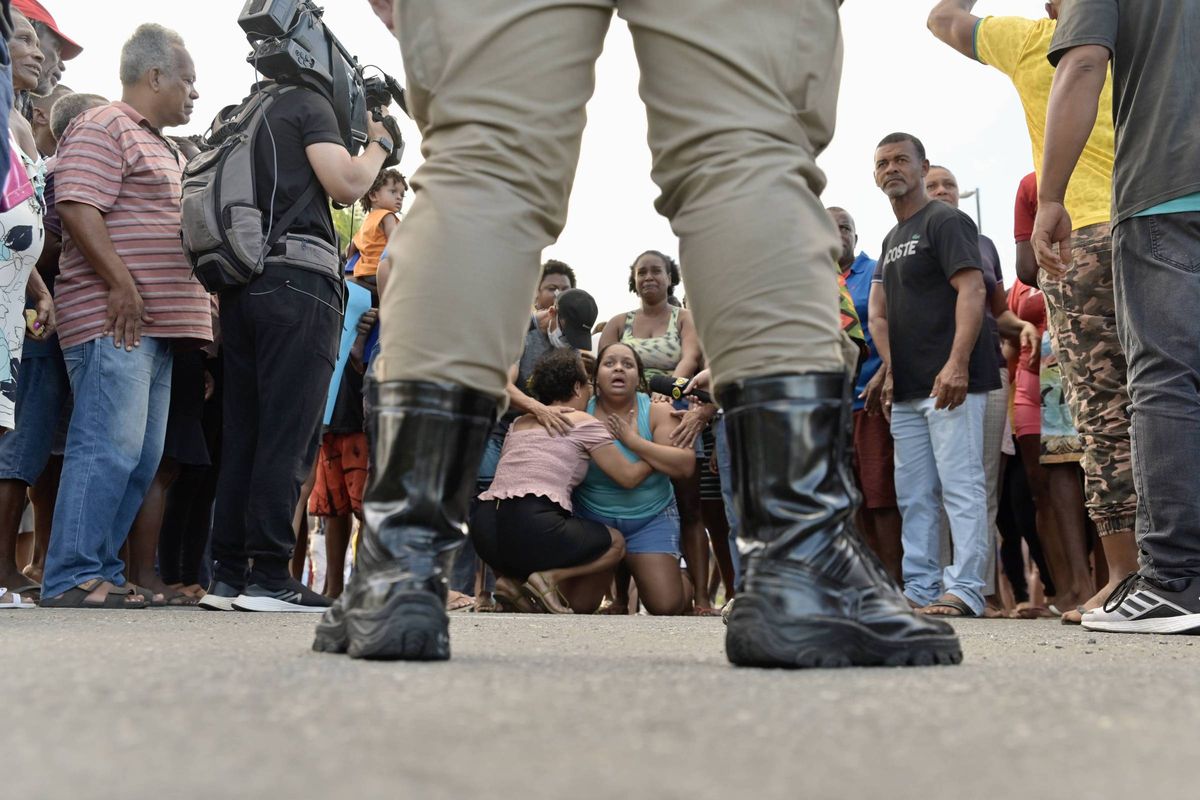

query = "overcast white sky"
[[54, 0, 1049, 320]]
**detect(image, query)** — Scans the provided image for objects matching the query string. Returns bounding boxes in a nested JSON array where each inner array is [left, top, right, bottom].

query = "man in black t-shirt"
[[865, 132, 997, 619], [202, 83, 398, 613]]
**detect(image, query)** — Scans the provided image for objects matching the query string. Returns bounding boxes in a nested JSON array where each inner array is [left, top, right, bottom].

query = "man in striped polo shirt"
[[40, 24, 211, 609]]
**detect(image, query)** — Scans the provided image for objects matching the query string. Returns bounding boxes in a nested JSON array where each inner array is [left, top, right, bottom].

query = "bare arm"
[[930, 268, 986, 410], [1032, 44, 1110, 276], [57, 200, 149, 350], [927, 0, 982, 60], [672, 308, 702, 379], [597, 313, 623, 353], [305, 136, 391, 206], [506, 363, 574, 436], [590, 443, 653, 489], [868, 282, 890, 369], [35, 228, 61, 281], [605, 403, 695, 479], [381, 213, 399, 241], [25, 268, 55, 338], [1015, 240, 1038, 287], [863, 282, 892, 417]]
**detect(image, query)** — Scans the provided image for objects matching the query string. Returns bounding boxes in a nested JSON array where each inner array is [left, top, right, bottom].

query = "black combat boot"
[[718, 373, 961, 668], [313, 381, 495, 660]]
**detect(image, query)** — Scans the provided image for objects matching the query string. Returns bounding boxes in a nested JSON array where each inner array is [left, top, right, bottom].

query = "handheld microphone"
[[647, 374, 713, 405]]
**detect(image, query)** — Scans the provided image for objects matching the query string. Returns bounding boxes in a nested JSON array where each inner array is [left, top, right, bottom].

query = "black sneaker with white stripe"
[[1082, 572, 1200, 634], [232, 578, 332, 613], [197, 580, 242, 612]]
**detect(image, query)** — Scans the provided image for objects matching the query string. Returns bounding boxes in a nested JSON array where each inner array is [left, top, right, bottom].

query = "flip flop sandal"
[[922, 596, 977, 618], [0, 586, 38, 609], [39, 579, 149, 609], [690, 606, 723, 617], [446, 594, 475, 612]]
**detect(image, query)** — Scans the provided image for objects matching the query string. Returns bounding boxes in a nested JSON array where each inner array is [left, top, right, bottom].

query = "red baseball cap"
[[11, 0, 82, 60]]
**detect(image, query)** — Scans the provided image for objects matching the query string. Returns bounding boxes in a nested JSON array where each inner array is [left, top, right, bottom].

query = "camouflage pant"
[[1039, 221, 1136, 537]]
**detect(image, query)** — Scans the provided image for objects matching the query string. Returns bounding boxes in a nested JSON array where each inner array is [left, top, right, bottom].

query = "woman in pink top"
[[471, 349, 662, 613]]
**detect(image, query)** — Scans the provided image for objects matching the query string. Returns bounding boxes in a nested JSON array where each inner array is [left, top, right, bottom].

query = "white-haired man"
[[40, 24, 211, 608]]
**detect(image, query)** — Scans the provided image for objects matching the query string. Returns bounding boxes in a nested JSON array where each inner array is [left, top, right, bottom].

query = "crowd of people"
[[0, 0, 1196, 657]]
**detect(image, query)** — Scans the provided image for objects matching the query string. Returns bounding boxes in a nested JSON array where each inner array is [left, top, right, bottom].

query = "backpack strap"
[[264, 176, 323, 254]]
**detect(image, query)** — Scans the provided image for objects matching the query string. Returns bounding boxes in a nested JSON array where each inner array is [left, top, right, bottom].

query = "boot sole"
[[312, 614, 348, 654], [726, 596, 963, 669], [345, 591, 450, 661]]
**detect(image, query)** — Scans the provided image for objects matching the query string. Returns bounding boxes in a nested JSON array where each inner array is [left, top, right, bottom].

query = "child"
[[349, 168, 407, 278]]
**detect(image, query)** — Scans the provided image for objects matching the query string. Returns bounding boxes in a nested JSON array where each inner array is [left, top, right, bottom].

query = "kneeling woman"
[[471, 349, 652, 613], [575, 343, 697, 615]]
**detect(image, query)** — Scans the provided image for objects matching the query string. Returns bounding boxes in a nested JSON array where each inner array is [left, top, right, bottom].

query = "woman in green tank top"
[[596, 250, 715, 613]]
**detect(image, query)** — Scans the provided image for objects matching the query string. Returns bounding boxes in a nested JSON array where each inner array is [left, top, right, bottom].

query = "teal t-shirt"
[[1133, 192, 1200, 218], [574, 393, 673, 519]]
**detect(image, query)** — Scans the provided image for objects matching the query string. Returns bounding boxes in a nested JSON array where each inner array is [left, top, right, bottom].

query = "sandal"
[[0, 585, 38, 609], [39, 579, 149, 609], [690, 605, 722, 617], [523, 572, 573, 614], [126, 583, 169, 608], [494, 578, 540, 613], [919, 595, 977, 618], [446, 591, 475, 612]]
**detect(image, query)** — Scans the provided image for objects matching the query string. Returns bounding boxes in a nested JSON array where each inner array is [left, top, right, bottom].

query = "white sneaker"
[[1082, 573, 1200, 634]]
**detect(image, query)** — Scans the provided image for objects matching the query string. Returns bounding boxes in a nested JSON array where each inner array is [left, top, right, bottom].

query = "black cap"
[[556, 288, 599, 351]]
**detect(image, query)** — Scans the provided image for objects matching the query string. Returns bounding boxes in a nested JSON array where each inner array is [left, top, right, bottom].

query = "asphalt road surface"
[[5, 611, 1197, 799]]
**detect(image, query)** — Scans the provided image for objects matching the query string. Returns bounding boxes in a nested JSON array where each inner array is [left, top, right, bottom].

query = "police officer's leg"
[[621, 0, 961, 668], [318, 0, 613, 661]]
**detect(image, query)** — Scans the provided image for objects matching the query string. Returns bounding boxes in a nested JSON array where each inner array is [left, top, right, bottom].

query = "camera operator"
[[203, 76, 398, 613]]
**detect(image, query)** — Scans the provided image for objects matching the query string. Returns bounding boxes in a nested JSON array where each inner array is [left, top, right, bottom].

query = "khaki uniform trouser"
[[377, 0, 846, 402]]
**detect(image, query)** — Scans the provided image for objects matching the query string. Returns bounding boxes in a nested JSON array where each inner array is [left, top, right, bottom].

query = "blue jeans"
[[0, 349, 69, 485], [577, 501, 681, 557], [1113, 212, 1200, 588], [714, 416, 741, 588], [891, 392, 989, 614], [42, 337, 173, 598]]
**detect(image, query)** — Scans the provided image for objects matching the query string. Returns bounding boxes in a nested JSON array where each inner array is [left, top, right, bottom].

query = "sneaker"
[[232, 578, 332, 613], [198, 580, 243, 612], [1082, 572, 1200, 634]]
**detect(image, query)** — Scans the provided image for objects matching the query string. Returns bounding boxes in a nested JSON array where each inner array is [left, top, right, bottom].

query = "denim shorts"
[[577, 501, 680, 557], [0, 353, 69, 484]]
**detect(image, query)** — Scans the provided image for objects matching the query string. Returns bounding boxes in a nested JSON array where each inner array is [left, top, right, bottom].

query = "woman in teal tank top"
[[575, 343, 697, 615]]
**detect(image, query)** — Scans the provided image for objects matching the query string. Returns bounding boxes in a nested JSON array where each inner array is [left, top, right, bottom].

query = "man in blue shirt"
[[829, 207, 901, 582]]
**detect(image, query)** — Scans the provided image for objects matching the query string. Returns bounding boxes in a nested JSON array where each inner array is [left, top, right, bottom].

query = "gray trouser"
[[378, 0, 847, 400], [1112, 211, 1200, 588]]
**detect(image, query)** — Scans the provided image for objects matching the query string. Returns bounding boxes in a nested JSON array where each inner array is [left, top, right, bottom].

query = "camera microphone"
[[646, 374, 712, 405]]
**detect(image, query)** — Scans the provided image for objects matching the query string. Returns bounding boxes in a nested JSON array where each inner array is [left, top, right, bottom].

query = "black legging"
[[997, 447, 1055, 602]]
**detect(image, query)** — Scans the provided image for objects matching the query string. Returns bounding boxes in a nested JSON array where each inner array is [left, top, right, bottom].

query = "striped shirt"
[[54, 102, 211, 349]]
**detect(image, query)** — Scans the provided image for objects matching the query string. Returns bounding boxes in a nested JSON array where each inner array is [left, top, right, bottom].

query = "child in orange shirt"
[[349, 168, 407, 278]]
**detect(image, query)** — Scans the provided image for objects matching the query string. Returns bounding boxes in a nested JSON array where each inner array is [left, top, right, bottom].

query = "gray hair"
[[50, 92, 107, 141], [119, 24, 186, 87]]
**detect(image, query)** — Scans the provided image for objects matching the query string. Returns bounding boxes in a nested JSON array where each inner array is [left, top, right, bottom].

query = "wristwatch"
[[370, 136, 394, 156]]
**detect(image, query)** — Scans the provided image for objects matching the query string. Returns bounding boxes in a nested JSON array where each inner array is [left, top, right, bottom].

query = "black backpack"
[[180, 83, 337, 292]]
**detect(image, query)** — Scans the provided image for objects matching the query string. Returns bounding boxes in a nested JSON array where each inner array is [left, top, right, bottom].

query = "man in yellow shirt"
[[927, 0, 1138, 623]]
